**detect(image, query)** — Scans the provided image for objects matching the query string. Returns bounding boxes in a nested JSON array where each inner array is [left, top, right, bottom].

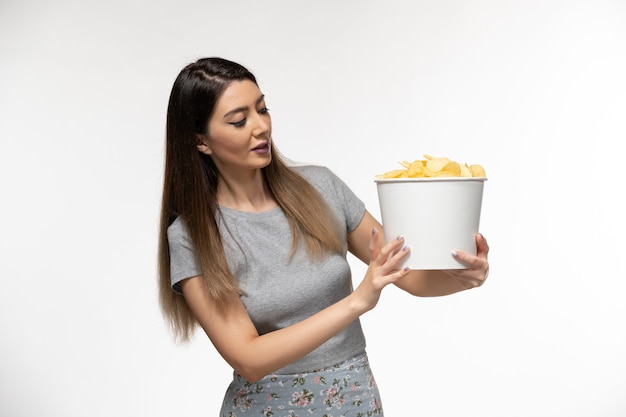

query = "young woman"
[[158, 57, 490, 416]]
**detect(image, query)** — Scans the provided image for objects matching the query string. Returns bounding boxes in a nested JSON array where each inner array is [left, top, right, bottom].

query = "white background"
[[1, 0, 625, 416]]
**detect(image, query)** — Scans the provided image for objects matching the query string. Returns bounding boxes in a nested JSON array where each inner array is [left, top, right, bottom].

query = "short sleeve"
[[324, 168, 366, 232], [167, 217, 202, 294], [295, 165, 366, 233]]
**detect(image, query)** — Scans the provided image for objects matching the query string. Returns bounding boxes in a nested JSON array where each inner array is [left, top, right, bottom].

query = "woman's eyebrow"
[[222, 94, 265, 119]]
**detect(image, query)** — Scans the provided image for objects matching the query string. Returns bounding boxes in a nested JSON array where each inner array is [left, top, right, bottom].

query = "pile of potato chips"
[[377, 154, 486, 178]]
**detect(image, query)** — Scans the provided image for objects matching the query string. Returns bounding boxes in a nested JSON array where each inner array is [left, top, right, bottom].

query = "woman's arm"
[[347, 210, 490, 297], [180, 229, 410, 383]]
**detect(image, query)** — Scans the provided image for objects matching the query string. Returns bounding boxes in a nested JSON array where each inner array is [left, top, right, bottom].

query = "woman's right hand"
[[351, 228, 411, 313]]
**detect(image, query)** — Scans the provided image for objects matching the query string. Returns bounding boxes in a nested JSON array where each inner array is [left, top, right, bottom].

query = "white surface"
[[376, 178, 485, 269], [1, 0, 625, 416]]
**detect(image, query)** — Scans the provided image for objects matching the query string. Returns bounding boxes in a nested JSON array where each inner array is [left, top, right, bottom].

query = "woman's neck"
[[216, 170, 277, 212]]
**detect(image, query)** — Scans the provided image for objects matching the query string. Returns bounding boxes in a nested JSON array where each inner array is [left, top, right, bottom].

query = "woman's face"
[[197, 79, 272, 176]]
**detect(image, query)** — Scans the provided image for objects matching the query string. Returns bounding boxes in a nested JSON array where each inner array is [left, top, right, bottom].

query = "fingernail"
[[397, 235, 404, 241], [451, 251, 458, 257], [402, 245, 409, 251], [372, 227, 376, 235], [403, 266, 410, 272]]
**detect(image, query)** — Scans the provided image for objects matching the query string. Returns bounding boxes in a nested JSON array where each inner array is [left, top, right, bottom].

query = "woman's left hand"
[[445, 233, 490, 289]]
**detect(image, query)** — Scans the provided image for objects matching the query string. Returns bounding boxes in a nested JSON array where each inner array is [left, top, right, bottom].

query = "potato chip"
[[437, 161, 462, 177], [407, 160, 427, 177], [376, 154, 486, 178], [460, 163, 472, 177], [425, 157, 452, 173], [469, 164, 486, 178], [378, 169, 408, 178]]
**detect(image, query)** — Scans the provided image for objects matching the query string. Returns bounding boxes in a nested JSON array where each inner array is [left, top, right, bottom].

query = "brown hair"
[[158, 58, 343, 341]]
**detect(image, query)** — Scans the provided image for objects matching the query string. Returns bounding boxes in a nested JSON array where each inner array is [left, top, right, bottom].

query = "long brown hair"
[[158, 58, 344, 341]]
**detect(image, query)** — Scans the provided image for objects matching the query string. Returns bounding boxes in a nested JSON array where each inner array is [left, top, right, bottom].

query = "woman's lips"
[[252, 141, 270, 153]]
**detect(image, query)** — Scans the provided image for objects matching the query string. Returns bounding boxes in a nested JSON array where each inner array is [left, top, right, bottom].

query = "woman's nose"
[[251, 111, 270, 136]]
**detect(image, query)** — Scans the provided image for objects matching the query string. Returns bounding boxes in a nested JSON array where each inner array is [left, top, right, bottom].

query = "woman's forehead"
[[217, 80, 262, 109]]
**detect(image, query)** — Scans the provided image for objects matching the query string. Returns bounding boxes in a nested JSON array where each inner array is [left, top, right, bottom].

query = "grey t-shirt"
[[167, 165, 367, 374]]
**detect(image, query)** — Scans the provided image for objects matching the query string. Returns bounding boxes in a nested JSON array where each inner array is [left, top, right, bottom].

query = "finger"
[[476, 233, 489, 258], [450, 249, 473, 268], [369, 227, 381, 261], [451, 247, 487, 269], [378, 235, 406, 264], [383, 265, 411, 286], [390, 246, 410, 274], [451, 248, 489, 282]]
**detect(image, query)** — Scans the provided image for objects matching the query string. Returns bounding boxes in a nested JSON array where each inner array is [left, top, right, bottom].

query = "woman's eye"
[[228, 108, 269, 127], [230, 118, 247, 128]]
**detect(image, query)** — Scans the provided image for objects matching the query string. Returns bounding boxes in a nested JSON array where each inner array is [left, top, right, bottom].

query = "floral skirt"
[[220, 351, 384, 417]]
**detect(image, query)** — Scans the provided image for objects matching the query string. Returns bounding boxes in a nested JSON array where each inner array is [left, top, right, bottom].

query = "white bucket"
[[375, 177, 486, 270]]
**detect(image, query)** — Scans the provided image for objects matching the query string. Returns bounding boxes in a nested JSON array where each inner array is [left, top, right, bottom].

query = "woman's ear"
[[196, 134, 212, 155]]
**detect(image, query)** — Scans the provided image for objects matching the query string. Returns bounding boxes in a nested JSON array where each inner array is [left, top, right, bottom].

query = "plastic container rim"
[[374, 177, 488, 183]]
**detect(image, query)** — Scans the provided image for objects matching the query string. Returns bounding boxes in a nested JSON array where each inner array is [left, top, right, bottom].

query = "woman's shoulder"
[[291, 163, 329, 174], [290, 163, 355, 199], [167, 216, 190, 242], [291, 163, 335, 183]]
